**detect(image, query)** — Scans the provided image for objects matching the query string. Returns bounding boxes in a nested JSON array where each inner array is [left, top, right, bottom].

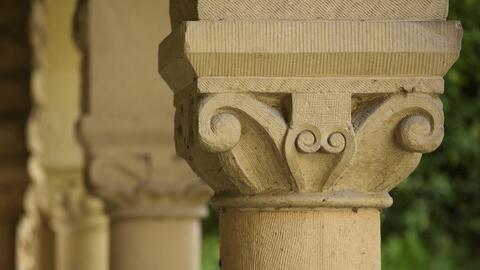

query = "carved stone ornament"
[[159, 19, 462, 210], [79, 119, 213, 218]]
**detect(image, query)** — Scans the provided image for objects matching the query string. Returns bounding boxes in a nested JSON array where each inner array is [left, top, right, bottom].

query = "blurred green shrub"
[[202, 1, 480, 269], [382, 1, 480, 269]]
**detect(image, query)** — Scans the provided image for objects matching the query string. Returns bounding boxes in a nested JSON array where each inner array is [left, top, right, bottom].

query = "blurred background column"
[[0, 1, 32, 269], [159, 1, 462, 269], [16, 0, 109, 270], [75, 0, 212, 270]]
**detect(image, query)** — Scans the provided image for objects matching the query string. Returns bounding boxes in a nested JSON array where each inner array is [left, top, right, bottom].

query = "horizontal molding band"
[[211, 191, 393, 210], [172, 0, 449, 23], [184, 22, 461, 53], [159, 20, 462, 90], [197, 77, 444, 94], [109, 205, 209, 220], [187, 52, 458, 77]]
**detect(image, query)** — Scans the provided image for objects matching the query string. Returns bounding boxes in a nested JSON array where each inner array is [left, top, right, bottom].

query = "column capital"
[[80, 117, 212, 219], [23, 168, 108, 230], [159, 4, 462, 210]]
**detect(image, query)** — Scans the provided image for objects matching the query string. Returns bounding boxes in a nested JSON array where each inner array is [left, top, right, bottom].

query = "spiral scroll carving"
[[198, 94, 288, 153], [397, 114, 443, 153], [294, 127, 347, 154], [193, 94, 293, 194], [351, 94, 444, 156], [324, 132, 347, 154], [296, 128, 322, 153], [200, 112, 242, 152]]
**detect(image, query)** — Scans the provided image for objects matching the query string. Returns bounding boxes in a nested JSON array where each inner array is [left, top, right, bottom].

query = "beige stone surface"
[[52, 215, 109, 270], [111, 218, 202, 270], [86, 0, 175, 125], [170, 0, 449, 27], [197, 77, 445, 95], [39, 0, 83, 169], [160, 21, 462, 91], [221, 208, 380, 270], [26, 0, 83, 177], [18, 176, 108, 270]]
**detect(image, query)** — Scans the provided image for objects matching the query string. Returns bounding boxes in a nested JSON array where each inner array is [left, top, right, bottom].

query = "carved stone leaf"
[[195, 94, 292, 194], [328, 93, 444, 193]]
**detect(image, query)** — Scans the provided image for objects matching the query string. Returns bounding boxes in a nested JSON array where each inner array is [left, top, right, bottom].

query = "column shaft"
[[54, 218, 109, 270], [111, 218, 202, 270], [220, 208, 380, 270]]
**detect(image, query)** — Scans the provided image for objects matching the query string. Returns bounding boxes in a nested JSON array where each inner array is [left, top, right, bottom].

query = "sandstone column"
[[76, 0, 211, 269], [0, 1, 32, 269], [159, 1, 463, 269], [50, 192, 108, 270], [16, 1, 109, 270]]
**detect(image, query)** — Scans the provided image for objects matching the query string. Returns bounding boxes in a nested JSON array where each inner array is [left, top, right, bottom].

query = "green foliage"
[[382, 0, 480, 269], [202, 208, 219, 270], [202, 234, 219, 270], [202, 1, 480, 269]]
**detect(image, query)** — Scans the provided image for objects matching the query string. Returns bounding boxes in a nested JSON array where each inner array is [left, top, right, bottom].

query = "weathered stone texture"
[[170, 0, 449, 28], [220, 208, 380, 270], [160, 21, 462, 91]]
